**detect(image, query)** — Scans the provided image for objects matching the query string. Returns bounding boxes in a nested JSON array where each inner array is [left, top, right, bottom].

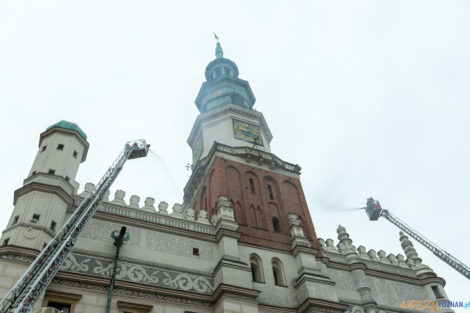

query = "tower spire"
[[213, 32, 223, 58]]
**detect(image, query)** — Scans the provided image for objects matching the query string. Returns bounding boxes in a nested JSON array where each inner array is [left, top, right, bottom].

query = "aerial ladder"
[[0, 139, 150, 313], [364, 198, 470, 280]]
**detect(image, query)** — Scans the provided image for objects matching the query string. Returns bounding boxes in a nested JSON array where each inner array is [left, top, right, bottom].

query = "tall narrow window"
[[431, 285, 442, 299], [3, 238, 10, 246], [57, 144, 64, 151], [13, 215, 19, 225], [251, 263, 258, 281], [267, 184, 274, 200], [41, 145, 47, 152], [73, 150, 78, 159], [249, 178, 255, 194], [271, 258, 287, 286], [272, 217, 281, 233], [50, 221, 57, 232], [48, 169, 55, 175], [249, 254, 264, 283], [273, 267, 280, 285]]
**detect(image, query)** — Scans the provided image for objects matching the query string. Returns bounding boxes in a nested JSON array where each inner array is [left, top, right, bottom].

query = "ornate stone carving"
[[196, 209, 210, 224], [396, 254, 409, 268], [24, 227, 37, 239], [103, 189, 110, 202], [111, 190, 127, 206], [171, 203, 184, 218], [387, 253, 398, 265], [142, 197, 156, 212], [325, 238, 339, 252], [185, 208, 195, 221], [0, 254, 34, 263], [210, 213, 218, 225], [216, 196, 235, 221], [144, 231, 213, 261], [367, 249, 379, 261], [80, 220, 142, 247], [60, 253, 214, 294], [287, 213, 301, 226], [79, 183, 95, 197], [377, 250, 390, 264], [129, 195, 140, 209], [336, 225, 357, 257], [158, 201, 169, 215], [357, 246, 370, 259]]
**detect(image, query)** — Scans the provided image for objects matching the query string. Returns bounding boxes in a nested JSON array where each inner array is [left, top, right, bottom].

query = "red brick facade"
[[186, 156, 320, 252]]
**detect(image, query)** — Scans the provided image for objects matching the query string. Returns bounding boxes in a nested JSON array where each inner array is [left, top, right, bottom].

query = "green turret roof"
[[46, 120, 87, 141]]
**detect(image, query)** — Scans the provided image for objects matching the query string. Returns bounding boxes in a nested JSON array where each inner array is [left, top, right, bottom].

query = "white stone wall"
[[74, 217, 218, 274], [1, 191, 66, 250], [30, 131, 85, 187], [238, 245, 298, 308]]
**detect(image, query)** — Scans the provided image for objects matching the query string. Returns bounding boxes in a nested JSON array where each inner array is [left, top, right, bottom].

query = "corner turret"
[[0, 120, 89, 253]]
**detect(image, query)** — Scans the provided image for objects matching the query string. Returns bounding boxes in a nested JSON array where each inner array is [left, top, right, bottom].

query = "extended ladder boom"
[[0, 140, 149, 313], [365, 198, 470, 280]]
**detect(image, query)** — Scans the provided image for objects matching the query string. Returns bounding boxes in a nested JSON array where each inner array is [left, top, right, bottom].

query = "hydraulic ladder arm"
[[364, 198, 470, 280], [0, 140, 149, 313]]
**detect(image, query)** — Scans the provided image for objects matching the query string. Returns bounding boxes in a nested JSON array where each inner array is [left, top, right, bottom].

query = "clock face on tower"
[[232, 119, 264, 146]]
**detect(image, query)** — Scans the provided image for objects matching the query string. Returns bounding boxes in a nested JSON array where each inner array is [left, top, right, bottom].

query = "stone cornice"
[[52, 274, 260, 305], [322, 256, 447, 286], [211, 283, 260, 303], [213, 258, 251, 275], [2, 222, 55, 238], [297, 298, 349, 313], [292, 245, 320, 257], [44, 290, 82, 302], [76, 202, 218, 238], [0, 246, 38, 261], [117, 301, 153, 312], [23, 172, 75, 195], [183, 142, 301, 203], [215, 228, 241, 242], [295, 272, 335, 289], [50, 278, 213, 308], [14, 181, 74, 206]]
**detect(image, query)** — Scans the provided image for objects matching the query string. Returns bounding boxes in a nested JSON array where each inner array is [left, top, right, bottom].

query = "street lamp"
[[105, 226, 130, 313]]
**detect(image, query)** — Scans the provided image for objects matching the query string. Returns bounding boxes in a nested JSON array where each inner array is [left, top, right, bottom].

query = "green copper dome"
[[46, 120, 87, 141]]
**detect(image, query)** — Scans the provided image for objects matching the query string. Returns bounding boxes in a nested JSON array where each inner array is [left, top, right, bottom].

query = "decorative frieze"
[[60, 253, 215, 294], [144, 231, 213, 261]]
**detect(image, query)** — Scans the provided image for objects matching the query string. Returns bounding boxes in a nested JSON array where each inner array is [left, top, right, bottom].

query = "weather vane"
[[213, 32, 219, 42]]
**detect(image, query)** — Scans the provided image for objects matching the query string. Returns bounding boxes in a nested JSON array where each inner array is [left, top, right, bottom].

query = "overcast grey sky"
[[0, 0, 469, 305]]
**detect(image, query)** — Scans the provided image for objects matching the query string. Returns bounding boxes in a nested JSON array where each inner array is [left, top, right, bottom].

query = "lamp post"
[[105, 226, 130, 313]]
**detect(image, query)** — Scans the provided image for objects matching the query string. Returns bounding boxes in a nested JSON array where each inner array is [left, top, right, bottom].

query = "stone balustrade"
[[317, 224, 433, 277], [77, 183, 216, 235]]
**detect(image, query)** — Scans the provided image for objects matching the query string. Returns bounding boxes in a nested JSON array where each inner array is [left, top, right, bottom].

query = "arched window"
[[267, 184, 274, 200], [249, 178, 255, 194], [271, 258, 286, 286], [272, 217, 281, 233], [249, 254, 264, 283]]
